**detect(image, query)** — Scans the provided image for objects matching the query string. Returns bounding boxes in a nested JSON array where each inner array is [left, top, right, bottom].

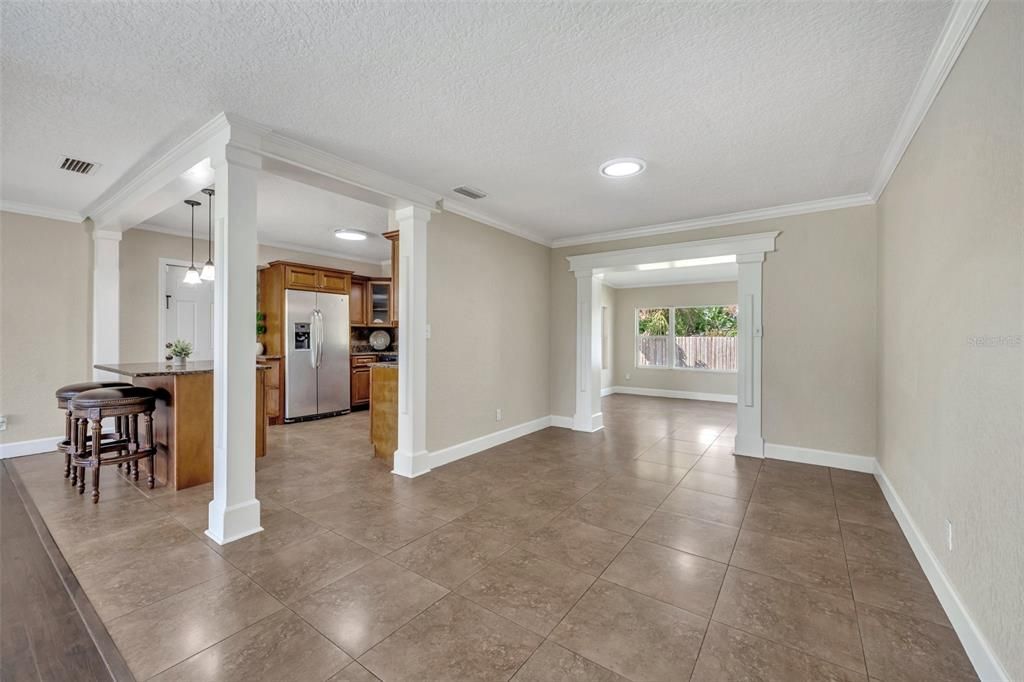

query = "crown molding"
[[869, 0, 988, 200], [131, 223, 386, 268], [0, 200, 84, 223], [442, 198, 552, 247], [551, 194, 873, 249]]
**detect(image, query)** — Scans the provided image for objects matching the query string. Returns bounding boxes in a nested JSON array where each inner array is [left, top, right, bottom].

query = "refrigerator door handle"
[[310, 311, 319, 369], [316, 309, 325, 369]]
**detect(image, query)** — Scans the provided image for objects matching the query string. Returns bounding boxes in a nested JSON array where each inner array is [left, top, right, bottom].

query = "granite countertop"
[[95, 361, 214, 377], [369, 362, 399, 368], [351, 350, 399, 356], [96, 361, 271, 377], [257, 354, 282, 360]]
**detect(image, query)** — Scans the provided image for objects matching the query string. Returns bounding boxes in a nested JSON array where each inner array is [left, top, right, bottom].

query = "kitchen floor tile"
[[563, 491, 657, 535], [550, 580, 707, 682], [637, 509, 739, 562], [245, 531, 377, 603], [150, 610, 350, 682], [858, 603, 978, 682], [730, 529, 852, 598], [680, 469, 756, 499], [359, 594, 542, 681], [512, 641, 628, 682], [658, 486, 748, 527], [387, 522, 512, 588], [456, 547, 594, 636], [691, 621, 867, 682], [518, 515, 630, 576], [713, 567, 864, 673], [107, 571, 282, 680], [847, 555, 950, 627], [292, 558, 448, 657], [742, 501, 843, 545], [601, 538, 726, 617], [690, 454, 761, 479]]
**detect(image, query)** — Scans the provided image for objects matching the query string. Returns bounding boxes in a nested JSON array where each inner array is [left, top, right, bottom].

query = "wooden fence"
[[637, 335, 737, 370]]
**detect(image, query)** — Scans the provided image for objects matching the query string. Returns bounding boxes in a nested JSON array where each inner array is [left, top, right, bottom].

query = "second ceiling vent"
[[58, 156, 99, 175], [452, 185, 487, 200]]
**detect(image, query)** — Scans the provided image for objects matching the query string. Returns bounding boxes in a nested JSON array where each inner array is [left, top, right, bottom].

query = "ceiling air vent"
[[58, 156, 99, 175], [452, 185, 487, 200]]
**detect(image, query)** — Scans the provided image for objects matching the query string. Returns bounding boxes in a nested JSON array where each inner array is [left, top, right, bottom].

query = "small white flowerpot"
[[172, 356, 187, 368], [256, 341, 265, 356]]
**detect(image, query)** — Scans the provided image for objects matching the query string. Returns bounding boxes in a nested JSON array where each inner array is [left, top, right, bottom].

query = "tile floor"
[[12, 395, 978, 681]]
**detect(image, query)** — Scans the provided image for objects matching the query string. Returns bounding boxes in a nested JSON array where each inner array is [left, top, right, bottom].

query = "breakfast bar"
[[92, 362, 269, 490]]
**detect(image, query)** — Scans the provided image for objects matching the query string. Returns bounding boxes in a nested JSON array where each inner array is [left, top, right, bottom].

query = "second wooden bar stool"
[[70, 386, 158, 503], [55, 381, 132, 485]]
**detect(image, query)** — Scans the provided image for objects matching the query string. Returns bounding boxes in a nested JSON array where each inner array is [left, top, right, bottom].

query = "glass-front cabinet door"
[[369, 280, 392, 325]]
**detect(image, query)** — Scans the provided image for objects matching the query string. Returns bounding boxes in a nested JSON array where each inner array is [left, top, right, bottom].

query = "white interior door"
[[165, 264, 214, 361]]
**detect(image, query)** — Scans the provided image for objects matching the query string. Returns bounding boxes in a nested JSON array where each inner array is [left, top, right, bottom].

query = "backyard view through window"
[[636, 305, 738, 371]]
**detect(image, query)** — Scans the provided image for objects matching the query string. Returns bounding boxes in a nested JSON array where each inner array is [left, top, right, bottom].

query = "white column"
[[573, 270, 604, 432], [91, 228, 121, 381], [206, 145, 263, 544], [735, 253, 765, 456], [392, 205, 431, 477]]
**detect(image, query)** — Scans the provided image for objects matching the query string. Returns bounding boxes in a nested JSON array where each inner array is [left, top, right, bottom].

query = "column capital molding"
[[91, 228, 123, 242], [394, 204, 433, 224], [212, 143, 264, 171], [573, 267, 595, 279], [737, 253, 765, 264]]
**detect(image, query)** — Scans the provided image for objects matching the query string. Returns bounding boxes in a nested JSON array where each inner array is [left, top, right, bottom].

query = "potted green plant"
[[166, 339, 193, 367], [256, 312, 267, 355]]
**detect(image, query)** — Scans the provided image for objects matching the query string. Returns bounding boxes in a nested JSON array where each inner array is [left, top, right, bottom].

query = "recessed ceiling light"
[[334, 228, 368, 241], [600, 157, 646, 178]]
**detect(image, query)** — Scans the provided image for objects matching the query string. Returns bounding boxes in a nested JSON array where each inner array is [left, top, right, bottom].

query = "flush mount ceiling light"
[[334, 228, 369, 241], [600, 157, 646, 178]]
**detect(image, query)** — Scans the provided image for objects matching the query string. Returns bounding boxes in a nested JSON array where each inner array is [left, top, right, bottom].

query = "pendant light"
[[200, 187, 215, 281], [183, 199, 202, 284]]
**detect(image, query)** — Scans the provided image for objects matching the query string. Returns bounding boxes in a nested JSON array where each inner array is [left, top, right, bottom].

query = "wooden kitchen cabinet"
[[260, 357, 282, 425], [383, 230, 399, 325], [351, 354, 375, 408], [368, 279, 392, 325], [350, 276, 367, 326], [277, 261, 351, 294]]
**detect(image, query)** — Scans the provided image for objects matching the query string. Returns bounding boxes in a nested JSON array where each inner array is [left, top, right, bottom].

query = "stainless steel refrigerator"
[[285, 290, 350, 421]]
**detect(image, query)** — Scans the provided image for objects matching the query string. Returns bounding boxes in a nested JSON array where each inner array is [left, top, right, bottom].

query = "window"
[[636, 305, 738, 371]]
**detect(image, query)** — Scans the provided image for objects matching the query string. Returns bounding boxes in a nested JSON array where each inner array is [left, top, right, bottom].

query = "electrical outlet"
[[945, 519, 953, 552], [495, 408, 502, 422], [0, 415, 6, 431], [625, 373, 631, 381], [425, 324, 431, 339]]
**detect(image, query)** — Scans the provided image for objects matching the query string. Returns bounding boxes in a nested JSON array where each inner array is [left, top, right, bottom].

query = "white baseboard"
[[600, 386, 614, 397], [764, 442, 876, 473], [428, 415, 553, 469], [609, 386, 737, 403], [0, 435, 63, 459], [549, 415, 574, 429], [875, 465, 1008, 681]]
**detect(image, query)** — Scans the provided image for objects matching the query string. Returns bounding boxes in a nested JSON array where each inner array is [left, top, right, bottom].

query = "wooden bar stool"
[[69, 387, 158, 503], [56, 381, 131, 485]]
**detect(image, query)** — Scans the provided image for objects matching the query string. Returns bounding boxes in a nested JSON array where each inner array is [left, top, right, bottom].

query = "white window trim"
[[634, 305, 739, 373]]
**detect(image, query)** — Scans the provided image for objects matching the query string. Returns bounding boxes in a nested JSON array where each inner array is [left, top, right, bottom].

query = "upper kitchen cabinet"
[[384, 230, 399, 325], [368, 280, 392, 325], [279, 261, 351, 294], [350, 276, 367, 326]]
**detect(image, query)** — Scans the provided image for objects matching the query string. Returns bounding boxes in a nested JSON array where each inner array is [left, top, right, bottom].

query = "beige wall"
[[119, 228, 385, 363], [426, 211, 550, 451], [551, 204, 878, 456], [877, 2, 1023, 677], [611, 281, 738, 397], [0, 212, 92, 442]]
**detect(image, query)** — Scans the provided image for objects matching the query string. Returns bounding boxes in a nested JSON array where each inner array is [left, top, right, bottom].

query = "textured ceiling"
[[1, 1, 952, 241], [144, 173, 392, 262]]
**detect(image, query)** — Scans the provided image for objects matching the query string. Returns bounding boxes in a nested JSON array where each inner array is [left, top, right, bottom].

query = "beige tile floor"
[[12, 395, 978, 681]]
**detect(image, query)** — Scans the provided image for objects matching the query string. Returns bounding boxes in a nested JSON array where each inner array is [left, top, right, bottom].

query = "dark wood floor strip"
[[1, 461, 135, 682]]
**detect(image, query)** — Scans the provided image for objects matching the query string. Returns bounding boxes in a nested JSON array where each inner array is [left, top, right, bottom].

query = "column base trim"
[[206, 498, 262, 545], [572, 411, 604, 433], [734, 432, 765, 457], [392, 449, 431, 479]]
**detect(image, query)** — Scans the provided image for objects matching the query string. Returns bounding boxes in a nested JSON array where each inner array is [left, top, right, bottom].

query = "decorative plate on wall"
[[369, 329, 391, 350]]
